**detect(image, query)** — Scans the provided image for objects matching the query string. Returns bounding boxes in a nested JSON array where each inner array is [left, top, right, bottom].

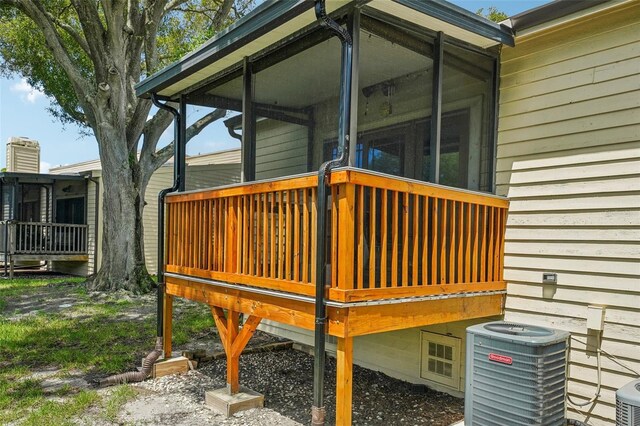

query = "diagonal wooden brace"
[[210, 307, 262, 394]]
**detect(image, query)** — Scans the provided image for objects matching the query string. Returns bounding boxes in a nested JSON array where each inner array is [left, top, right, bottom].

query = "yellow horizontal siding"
[[498, 2, 640, 425]]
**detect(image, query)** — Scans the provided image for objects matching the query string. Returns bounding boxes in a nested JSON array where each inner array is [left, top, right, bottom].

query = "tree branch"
[[211, 0, 234, 29], [1, 0, 97, 119], [45, 11, 91, 56], [69, 0, 108, 80]]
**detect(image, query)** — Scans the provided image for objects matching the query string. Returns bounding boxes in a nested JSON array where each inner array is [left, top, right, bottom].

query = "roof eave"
[[394, 0, 514, 46], [135, 0, 314, 99]]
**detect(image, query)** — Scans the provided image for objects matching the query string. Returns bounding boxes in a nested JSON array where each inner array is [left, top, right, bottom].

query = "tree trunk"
[[87, 129, 154, 294]]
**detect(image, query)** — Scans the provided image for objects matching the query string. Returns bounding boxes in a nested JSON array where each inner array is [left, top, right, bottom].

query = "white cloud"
[[40, 161, 51, 173], [10, 78, 45, 103]]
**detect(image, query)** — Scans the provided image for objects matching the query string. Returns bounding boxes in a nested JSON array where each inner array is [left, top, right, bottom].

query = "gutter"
[[311, 1, 353, 424], [151, 94, 185, 348]]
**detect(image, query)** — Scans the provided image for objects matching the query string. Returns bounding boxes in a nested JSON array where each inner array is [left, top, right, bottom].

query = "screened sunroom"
[[137, 1, 513, 424]]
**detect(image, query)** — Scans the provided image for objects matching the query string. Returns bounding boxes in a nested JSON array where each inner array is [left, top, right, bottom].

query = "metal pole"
[[312, 1, 353, 424], [152, 94, 182, 341], [429, 32, 444, 184]]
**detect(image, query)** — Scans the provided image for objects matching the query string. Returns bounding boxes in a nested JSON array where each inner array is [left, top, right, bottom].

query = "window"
[[56, 197, 85, 224], [420, 331, 461, 390]]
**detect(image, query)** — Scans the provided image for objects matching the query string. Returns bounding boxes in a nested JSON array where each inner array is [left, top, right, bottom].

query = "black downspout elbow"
[[312, 1, 353, 425], [151, 94, 183, 345]]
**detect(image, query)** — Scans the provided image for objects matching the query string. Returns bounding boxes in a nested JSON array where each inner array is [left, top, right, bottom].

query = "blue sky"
[[0, 0, 548, 172]]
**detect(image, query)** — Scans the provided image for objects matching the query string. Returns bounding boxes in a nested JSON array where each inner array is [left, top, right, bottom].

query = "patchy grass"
[[102, 385, 138, 422], [0, 276, 215, 424]]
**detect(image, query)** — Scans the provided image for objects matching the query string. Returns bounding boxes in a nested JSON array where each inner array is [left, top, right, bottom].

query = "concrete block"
[[205, 387, 264, 417]]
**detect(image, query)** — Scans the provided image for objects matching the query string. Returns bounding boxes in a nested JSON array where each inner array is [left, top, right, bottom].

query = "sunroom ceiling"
[[135, 0, 512, 100], [209, 31, 429, 109]]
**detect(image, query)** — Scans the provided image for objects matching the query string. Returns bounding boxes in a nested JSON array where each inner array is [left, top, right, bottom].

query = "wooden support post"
[[336, 336, 354, 426], [210, 307, 262, 395], [337, 183, 355, 290], [163, 294, 173, 358]]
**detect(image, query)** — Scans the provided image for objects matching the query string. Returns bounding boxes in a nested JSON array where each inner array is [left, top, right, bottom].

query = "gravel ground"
[[90, 348, 463, 425]]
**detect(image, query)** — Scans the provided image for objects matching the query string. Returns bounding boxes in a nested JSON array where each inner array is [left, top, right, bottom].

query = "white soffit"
[[368, 0, 500, 49], [158, 2, 349, 97]]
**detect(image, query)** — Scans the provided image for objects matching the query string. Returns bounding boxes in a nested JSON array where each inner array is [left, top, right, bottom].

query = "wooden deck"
[[162, 167, 509, 424], [0, 221, 89, 277]]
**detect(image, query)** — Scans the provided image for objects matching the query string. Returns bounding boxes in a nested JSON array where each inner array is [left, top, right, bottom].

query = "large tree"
[[0, 0, 250, 292]]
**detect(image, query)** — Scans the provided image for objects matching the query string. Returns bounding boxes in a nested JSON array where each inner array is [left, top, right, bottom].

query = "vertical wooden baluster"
[[472, 204, 479, 282], [226, 197, 238, 273], [457, 202, 463, 283], [411, 194, 419, 286], [242, 195, 249, 274], [500, 208, 507, 280], [223, 199, 229, 270], [496, 207, 503, 281], [331, 185, 338, 287], [248, 195, 254, 275], [198, 201, 203, 269], [431, 198, 438, 285], [422, 196, 429, 285], [357, 186, 364, 289], [278, 191, 284, 279], [487, 206, 495, 282], [271, 192, 277, 279], [440, 200, 448, 284], [449, 201, 456, 283], [480, 205, 487, 282], [263, 192, 268, 278], [402, 192, 410, 286], [465, 202, 471, 283], [257, 193, 263, 277], [207, 199, 212, 271], [302, 189, 309, 283], [369, 188, 377, 289], [286, 190, 292, 280], [235, 197, 242, 274], [311, 187, 317, 284], [294, 190, 300, 282], [380, 189, 388, 288], [186, 202, 191, 268], [391, 191, 399, 287]]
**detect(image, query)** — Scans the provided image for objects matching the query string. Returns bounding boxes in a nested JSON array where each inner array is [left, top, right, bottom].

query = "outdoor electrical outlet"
[[542, 272, 557, 284], [587, 305, 606, 331]]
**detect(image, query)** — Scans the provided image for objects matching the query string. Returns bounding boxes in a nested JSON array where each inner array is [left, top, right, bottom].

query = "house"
[[49, 148, 241, 276], [135, 0, 638, 425], [498, 1, 639, 425], [1, 138, 92, 277], [0, 137, 241, 278]]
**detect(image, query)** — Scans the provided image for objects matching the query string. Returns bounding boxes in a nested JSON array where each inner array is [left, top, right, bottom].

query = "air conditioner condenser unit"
[[616, 379, 640, 426]]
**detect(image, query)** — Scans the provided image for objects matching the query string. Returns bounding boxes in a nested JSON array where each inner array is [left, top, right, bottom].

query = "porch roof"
[[135, 0, 514, 100], [0, 172, 86, 184]]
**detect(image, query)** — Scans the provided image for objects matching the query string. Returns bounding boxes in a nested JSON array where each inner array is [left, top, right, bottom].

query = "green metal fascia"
[[393, 0, 514, 47], [135, 0, 315, 98]]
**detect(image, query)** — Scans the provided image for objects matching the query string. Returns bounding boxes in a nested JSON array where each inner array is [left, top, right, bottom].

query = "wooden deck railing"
[[165, 168, 509, 302], [0, 222, 88, 255]]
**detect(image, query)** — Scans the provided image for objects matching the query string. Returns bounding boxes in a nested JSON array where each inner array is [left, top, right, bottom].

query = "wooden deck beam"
[[166, 275, 503, 338]]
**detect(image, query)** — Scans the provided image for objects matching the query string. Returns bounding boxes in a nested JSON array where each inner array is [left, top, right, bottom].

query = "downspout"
[[311, 1, 352, 425], [152, 94, 184, 347], [100, 95, 183, 387]]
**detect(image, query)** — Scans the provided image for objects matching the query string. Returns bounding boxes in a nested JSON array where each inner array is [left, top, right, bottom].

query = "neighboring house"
[[135, 0, 638, 425], [49, 148, 241, 276], [0, 138, 91, 277]]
